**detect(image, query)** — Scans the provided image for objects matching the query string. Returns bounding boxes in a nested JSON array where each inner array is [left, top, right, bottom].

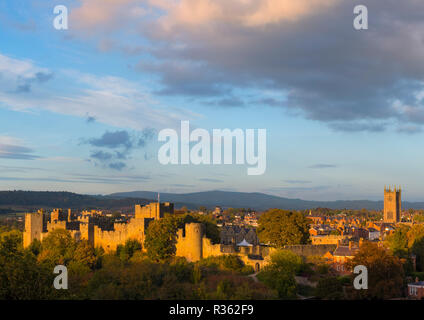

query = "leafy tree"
[[386, 224, 424, 271], [144, 217, 178, 261], [198, 255, 246, 273], [347, 242, 404, 299], [406, 224, 424, 271], [0, 231, 54, 299], [73, 240, 98, 269], [28, 238, 42, 256], [385, 225, 409, 257], [315, 277, 344, 299], [117, 239, 142, 262], [257, 209, 310, 247], [256, 250, 302, 299], [411, 238, 424, 272], [38, 229, 76, 266]]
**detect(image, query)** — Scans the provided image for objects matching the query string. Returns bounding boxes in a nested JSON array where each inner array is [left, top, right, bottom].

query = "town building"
[[408, 280, 424, 299]]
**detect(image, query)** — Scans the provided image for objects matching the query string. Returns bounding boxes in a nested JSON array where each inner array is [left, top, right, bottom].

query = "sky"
[[1, 0, 424, 201]]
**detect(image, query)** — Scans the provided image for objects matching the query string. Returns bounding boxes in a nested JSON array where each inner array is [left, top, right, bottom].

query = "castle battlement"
[[23, 201, 271, 270]]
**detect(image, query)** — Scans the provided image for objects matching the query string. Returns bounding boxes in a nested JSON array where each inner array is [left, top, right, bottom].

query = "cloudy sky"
[[1, 0, 424, 201]]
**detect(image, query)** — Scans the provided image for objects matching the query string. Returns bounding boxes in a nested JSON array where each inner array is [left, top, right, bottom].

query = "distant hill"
[[108, 190, 424, 211], [2, 190, 424, 213], [0, 191, 151, 213]]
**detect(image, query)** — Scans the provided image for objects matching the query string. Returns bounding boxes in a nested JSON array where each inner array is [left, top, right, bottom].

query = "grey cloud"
[[14, 71, 53, 93], [198, 178, 224, 183], [308, 164, 337, 169], [16, 83, 31, 93], [205, 97, 245, 108], [0, 173, 151, 184], [283, 180, 312, 184], [0, 144, 39, 160], [90, 150, 113, 161], [86, 129, 155, 170], [138, 0, 424, 132], [88, 130, 133, 149], [86, 115, 96, 123], [328, 122, 387, 133], [170, 183, 196, 188], [0, 165, 47, 173], [137, 128, 156, 147], [397, 125, 422, 135], [108, 162, 126, 171], [138, 61, 230, 96], [70, 173, 151, 183], [34, 72, 53, 83], [266, 186, 330, 192]]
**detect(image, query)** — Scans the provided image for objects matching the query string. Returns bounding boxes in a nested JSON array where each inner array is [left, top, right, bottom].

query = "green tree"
[[144, 217, 178, 261], [73, 240, 98, 269], [385, 224, 410, 257], [0, 231, 54, 299], [38, 229, 76, 266], [407, 225, 424, 271], [257, 250, 301, 299], [257, 209, 310, 247], [315, 277, 344, 299], [117, 239, 142, 262]]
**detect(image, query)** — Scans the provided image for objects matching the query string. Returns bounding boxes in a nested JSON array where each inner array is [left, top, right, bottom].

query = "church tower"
[[384, 186, 401, 223]]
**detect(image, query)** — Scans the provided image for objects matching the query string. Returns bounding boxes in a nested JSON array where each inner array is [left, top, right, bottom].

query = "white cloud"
[[0, 53, 196, 131]]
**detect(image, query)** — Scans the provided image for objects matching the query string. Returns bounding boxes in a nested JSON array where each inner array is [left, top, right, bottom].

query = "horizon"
[[1, 188, 422, 204]]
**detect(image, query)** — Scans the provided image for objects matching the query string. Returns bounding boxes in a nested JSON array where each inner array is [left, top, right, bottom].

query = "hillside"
[[0, 191, 151, 213], [2, 190, 424, 213], [109, 190, 424, 211]]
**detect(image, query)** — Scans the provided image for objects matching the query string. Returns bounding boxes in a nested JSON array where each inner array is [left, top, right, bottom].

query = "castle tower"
[[176, 223, 203, 262], [135, 202, 174, 220], [186, 223, 203, 261], [23, 210, 44, 248], [384, 186, 401, 223]]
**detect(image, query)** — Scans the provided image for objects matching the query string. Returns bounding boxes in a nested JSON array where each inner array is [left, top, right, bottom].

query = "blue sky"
[[1, 0, 424, 201]]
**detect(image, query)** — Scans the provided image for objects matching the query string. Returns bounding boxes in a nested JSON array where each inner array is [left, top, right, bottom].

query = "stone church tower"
[[384, 186, 401, 223]]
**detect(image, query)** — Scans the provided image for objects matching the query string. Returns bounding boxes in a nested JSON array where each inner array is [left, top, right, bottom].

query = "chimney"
[[349, 241, 353, 250]]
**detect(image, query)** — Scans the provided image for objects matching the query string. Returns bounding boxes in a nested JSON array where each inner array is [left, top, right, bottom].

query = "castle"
[[384, 186, 401, 224], [23, 202, 272, 271]]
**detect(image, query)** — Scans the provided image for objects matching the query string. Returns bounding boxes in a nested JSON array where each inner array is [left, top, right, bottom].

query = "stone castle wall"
[[23, 203, 333, 270]]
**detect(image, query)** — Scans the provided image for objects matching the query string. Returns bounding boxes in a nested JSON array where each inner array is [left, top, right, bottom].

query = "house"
[[324, 241, 359, 275], [408, 280, 424, 299], [367, 227, 380, 241]]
